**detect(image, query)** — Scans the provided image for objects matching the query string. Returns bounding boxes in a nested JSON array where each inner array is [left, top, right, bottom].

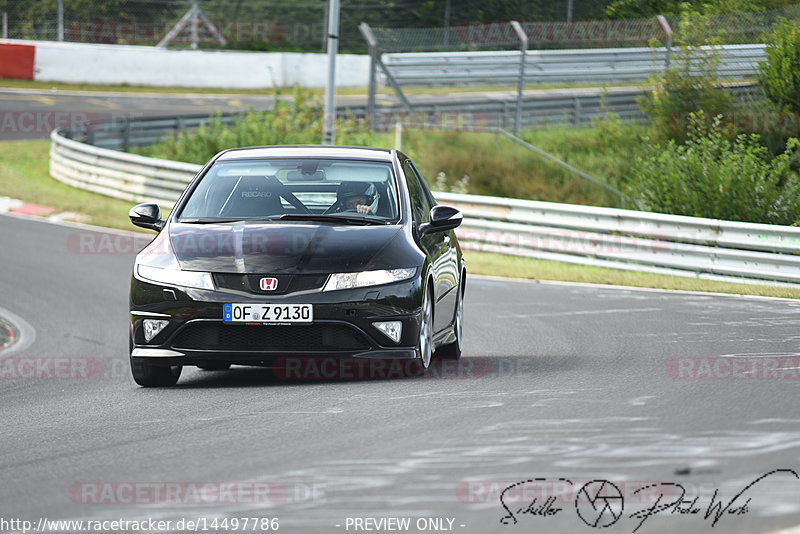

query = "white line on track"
[[471, 274, 800, 302]]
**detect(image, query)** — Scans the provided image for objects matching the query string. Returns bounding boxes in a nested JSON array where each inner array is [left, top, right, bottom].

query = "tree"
[[758, 18, 800, 112]]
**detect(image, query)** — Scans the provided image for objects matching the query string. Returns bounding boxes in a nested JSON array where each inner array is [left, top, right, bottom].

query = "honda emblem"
[[259, 277, 278, 291]]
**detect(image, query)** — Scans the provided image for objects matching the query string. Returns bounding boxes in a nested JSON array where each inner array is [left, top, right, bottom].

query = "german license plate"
[[223, 303, 313, 323]]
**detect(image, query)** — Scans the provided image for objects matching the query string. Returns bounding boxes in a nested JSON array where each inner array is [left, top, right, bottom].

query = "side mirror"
[[129, 203, 164, 232], [420, 205, 462, 235]]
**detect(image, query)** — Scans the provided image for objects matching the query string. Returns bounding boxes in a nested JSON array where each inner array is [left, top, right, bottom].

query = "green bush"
[[638, 8, 734, 141], [758, 18, 800, 112], [631, 112, 800, 224], [142, 87, 380, 164]]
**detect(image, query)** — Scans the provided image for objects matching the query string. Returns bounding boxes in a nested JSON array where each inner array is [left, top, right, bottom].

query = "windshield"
[[178, 158, 400, 223]]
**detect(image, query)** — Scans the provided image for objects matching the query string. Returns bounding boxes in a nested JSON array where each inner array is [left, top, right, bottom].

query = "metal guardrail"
[[382, 44, 767, 86], [50, 131, 201, 205], [68, 113, 240, 151], [50, 128, 800, 287], [361, 16, 766, 132]]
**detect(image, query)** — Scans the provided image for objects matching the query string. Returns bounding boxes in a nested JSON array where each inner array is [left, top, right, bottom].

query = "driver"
[[335, 182, 378, 215]]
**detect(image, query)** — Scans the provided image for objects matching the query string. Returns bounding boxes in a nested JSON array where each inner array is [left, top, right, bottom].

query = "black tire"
[[435, 282, 464, 360], [130, 357, 182, 387], [197, 362, 231, 371]]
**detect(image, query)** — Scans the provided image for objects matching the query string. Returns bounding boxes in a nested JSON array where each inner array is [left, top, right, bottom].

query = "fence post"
[[57, 0, 64, 41], [2, 12, 7, 39], [657, 15, 673, 70], [395, 121, 402, 151], [359, 23, 379, 131], [322, 0, 340, 145], [510, 21, 528, 135]]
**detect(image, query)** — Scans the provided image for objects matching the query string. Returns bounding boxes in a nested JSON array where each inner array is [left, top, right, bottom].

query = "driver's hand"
[[356, 204, 373, 215]]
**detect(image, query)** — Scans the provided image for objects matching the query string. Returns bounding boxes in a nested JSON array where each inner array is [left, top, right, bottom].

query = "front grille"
[[171, 322, 370, 352], [213, 273, 327, 295]]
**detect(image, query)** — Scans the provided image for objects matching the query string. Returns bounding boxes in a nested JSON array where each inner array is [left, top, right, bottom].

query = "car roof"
[[216, 145, 394, 162]]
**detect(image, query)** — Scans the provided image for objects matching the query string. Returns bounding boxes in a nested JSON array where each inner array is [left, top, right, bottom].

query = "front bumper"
[[130, 275, 423, 366]]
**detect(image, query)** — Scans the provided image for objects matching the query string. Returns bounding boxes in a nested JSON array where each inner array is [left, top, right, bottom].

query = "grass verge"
[[0, 77, 647, 96], [1, 139, 798, 299], [0, 78, 290, 95], [0, 139, 147, 230]]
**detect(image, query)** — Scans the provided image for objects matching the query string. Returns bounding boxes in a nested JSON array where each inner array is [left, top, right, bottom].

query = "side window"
[[403, 160, 431, 224], [410, 161, 437, 208]]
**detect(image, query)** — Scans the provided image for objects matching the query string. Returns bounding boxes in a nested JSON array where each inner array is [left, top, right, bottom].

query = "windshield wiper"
[[179, 217, 249, 224], [276, 214, 390, 225], [179, 217, 281, 224]]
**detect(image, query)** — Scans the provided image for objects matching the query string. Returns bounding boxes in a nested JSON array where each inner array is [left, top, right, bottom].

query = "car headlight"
[[323, 268, 416, 291], [136, 264, 215, 290], [133, 228, 215, 291]]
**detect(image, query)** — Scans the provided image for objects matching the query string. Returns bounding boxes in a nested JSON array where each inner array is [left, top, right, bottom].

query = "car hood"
[[168, 222, 405, 274]]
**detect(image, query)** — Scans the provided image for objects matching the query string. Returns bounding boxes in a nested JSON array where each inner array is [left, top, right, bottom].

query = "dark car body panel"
[[129, 145, 465, 368], [168, 222, 411, 274]]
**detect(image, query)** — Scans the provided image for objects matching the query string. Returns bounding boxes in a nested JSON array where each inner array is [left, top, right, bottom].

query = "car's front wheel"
[[130, 357, 182, 387], [407, 285, 433, 377]]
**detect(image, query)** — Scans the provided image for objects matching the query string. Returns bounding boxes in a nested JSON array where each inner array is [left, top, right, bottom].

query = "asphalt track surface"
[[2, 213, 800, 534], [0, 89, 280, 141]]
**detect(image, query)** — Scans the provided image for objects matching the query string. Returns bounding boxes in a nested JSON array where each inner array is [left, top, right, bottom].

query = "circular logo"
[[575, 480, 624, 528]]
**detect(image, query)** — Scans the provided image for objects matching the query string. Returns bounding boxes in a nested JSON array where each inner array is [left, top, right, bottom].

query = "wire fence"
[[664, 4, 800, 46], [370, 3, 800, 53], [0, 0, 414, 52], [370, 18, 669, 52], [3, 1, 799, 53]]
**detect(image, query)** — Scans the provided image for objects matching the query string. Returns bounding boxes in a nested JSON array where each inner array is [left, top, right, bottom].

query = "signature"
[[498, 469, 799, 531]]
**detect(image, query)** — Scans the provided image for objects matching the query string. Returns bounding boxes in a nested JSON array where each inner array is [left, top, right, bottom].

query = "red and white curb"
[[0, 305, 36, 356], [0, 195, 82, 222], [0, 196, 23, 213], [0, 318, 17, 351]]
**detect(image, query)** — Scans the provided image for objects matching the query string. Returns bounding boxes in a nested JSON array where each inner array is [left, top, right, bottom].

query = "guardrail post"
[[657, 15, 673, 70], [176, 116, 184, 138], [510, 21, 528, 135], [573, 97, 582, 125], [121, 119, 131, 152], [358, 23, 379, 131]]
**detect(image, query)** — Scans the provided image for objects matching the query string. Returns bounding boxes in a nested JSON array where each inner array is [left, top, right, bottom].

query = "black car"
[[128, 146, 466, 386]]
